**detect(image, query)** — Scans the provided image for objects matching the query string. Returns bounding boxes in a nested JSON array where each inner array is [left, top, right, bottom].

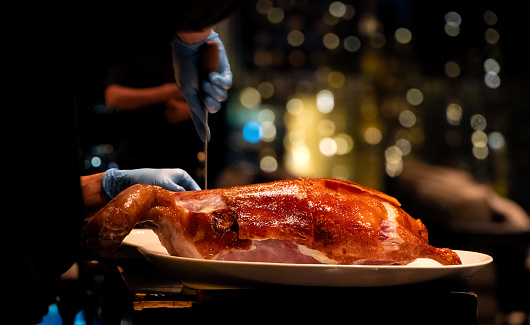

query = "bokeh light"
[[473, 146, 489, 160], [323, 33, 340, 50], [243, 122, 263, 143], [470, 114, 487, 131], [319, 137, 338, 156], [395, 27, 412, 44], [257, 82, 274, 99], [406, 88, 423, 106], [471, 130, 488, 148], [240, 87, 261, 108], [488, 132, 505, 149], [267, 7, 284, 23], [329, 2, 346, 18], [484, 58, 500, 74], [258, 108, 275, 123], [484, 71, 501, 89], [398, 110, 416, 128], [261, 121, 276, 142], [334, 133, 354, 155], [327, 71, 345, 88], [287, 30, 305, 47], [364, 127, 382, 145], [446, 103, 463, 126], [445, 61, 461, 78], [344, 36, 361, 52], [485, 28, 500, 44], [260, 156, 278, 172], [316, 90, 334, 113], [286, 98, 304, 115]]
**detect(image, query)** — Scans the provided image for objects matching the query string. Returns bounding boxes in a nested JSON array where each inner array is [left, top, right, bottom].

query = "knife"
[[199, 41, 219, 190]]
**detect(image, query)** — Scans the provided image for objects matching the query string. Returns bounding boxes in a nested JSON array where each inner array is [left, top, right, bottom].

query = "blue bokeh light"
[[243, 122, 263, 143]]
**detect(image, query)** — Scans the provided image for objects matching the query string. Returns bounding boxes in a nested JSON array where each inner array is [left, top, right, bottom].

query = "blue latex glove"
[[171, 30, 232, 142], [102, 168, 201, 199]]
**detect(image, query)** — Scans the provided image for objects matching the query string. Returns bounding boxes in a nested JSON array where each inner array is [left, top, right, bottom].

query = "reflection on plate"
[[128, 231, 492, 289], [123, 229, 160, 247]]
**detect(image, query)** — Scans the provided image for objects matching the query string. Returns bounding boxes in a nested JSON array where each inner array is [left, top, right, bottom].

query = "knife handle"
[[199, 41, 219, 190], [199, 41, 219, 81]]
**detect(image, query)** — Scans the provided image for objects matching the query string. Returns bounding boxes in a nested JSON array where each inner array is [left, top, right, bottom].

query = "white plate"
[[132, 236, 492, 289]]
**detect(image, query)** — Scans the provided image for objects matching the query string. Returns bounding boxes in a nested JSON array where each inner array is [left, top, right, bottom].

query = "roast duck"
[[83, 178, 461, 265]]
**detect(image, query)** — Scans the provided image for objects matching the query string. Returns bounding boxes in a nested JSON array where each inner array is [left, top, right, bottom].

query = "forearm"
[[105, 83, 179, 110], [176, 28, 212, 43], [81, 172, 110, 218]]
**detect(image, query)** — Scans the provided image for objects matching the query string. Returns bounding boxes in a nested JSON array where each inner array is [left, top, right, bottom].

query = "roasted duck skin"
[[83, 178, 461, 265]]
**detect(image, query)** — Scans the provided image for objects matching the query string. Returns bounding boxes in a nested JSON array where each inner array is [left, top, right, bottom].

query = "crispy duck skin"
[[83, 178, 461, 265]]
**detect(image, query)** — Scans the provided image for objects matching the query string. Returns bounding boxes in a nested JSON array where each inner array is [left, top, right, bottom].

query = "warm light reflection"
[[398, 110, 416, 128], [473, 146, 489, 159], [329, 2, 346, 18], [406, 88, 423, 106], [261, 121, 276, 142], [446, 103, 463, 126], [323, 33, 340, 50], [260, 156, 278, 172], [485, 28, 500, 44], [240, 87, 261, 108], [445, 61, 461, 78], [286, 98, 304, 115], [319, 137, 337, 156], [471, 130, 488, 148], [470, 114, 487, 131], [364, 127, 382, 145], [287, 30, 304, 47], [257, 82, 274, 99], [334, 133, 354, 155], [395, 28, 412, 44], [267, 7, 284, 24], [316, 90, 334, 113]]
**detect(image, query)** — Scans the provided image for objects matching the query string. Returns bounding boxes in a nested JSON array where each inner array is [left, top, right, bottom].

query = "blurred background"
[[73, 1, 529, 324]]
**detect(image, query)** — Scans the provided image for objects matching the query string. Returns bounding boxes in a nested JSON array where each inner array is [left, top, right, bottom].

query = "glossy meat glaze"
[[83, 178, 461, 265]]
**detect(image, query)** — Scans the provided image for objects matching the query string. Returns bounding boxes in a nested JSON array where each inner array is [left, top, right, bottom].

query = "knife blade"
[[199, 41, 219, 190]]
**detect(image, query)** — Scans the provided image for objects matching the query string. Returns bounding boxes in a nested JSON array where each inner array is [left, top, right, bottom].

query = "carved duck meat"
[[83, 178, 461, 265]]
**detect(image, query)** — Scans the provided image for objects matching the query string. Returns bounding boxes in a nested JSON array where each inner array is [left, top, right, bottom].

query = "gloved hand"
[[171, 30, 232, 142], [102, 168, 201, 199]]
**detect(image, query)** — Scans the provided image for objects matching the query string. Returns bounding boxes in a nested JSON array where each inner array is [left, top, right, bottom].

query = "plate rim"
[[137, 244, 493, 269]]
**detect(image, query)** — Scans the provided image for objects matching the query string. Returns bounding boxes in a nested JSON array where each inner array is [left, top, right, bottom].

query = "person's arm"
[[81, 168, 202, 218], [176, 28, 212, 44], [81, 172, 110, 218], [105, 83, 180, 110]]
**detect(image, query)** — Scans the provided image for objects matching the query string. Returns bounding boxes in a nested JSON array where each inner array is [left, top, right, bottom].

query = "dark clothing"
[[11, 2, 240, 323]]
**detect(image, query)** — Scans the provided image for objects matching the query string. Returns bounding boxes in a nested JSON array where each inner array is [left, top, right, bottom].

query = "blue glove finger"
[[102, 168, 201, 199], [204, 96, 221, 113], [202, 81, 228, 102], [209, 71, 233, 90], [168, 171, 202, 192]]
